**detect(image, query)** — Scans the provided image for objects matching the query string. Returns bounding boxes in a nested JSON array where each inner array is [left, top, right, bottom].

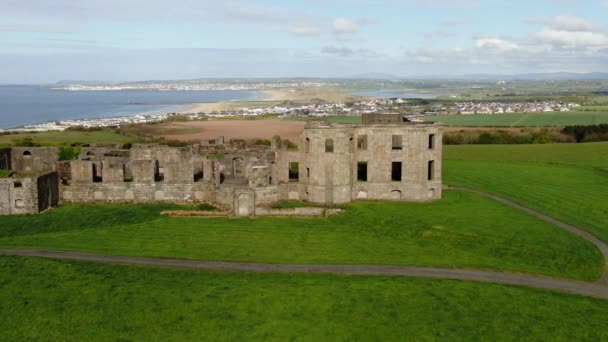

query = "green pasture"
[[444, 142, 608, 169], [0, 191, 602, 280], [443, 143, 608, 243], [1, 256, 608, 341], [428, 111, 608, 126], [0, 129, 135, 147]]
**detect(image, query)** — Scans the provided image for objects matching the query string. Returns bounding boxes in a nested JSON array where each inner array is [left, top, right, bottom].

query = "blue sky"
[[1, 0, 607, 83]]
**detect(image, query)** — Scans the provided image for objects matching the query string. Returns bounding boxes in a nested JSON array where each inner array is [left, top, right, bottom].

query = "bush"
[[562, 124, 608, 143], [254, 139, 272, 146], [58, 146, 81, 161], [12, 137, 41, 147], [283, 139, 298, 150]]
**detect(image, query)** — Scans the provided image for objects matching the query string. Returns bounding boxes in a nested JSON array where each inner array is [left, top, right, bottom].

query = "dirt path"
[[1, 249, 607, 300], [450, 187, 608, 285]]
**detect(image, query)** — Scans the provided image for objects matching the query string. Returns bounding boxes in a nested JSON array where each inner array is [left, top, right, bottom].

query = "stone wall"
[[11, 147, 58, 173], [0, 172, 58, 215], [0, 148, 11, 170]]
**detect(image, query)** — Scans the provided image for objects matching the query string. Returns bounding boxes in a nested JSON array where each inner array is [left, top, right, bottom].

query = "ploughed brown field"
[[131, 119, 307, 143]]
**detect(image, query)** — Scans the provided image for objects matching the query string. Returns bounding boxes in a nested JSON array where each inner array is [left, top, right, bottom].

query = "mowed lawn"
[[427, 111, 608, 127], [0, 191, 603, 280], [444, 142, 608, 243], [1, 256, 608, 341]]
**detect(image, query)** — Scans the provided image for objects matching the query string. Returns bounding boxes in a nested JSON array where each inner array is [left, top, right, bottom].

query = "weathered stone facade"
[[0, 116, 442, 216], [0, 172, 59, 215]]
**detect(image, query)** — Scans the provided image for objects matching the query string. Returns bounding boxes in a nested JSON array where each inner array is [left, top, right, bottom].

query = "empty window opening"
[[123, 165, 133, 182], [155, 161, 164, 182], [428, 160, 435, 181], [14, 199, 25, 208], [392, 135, 402, 150], [357, 162, 368, 182], [325, 139, 334, 153], [233, 157, 244, 178], [305, 138, 310, 153], [429, 134, 436, 149], [92, 164, 102, 183], [357, 135, 368, 150], [23, 151, 32, 157], [392, 162, 402, 181], [194, 170, 204, 182], [306, 167, 310, 178], [289, 162, 299, 182], [14, 181, 22, 188]]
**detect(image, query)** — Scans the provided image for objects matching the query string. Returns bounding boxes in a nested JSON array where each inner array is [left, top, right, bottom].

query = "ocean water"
[[353, 90, 444, 98], [0, 86, 261, 128]]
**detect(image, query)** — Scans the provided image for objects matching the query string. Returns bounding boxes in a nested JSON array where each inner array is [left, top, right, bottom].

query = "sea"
[[0, 85, 261, 129]]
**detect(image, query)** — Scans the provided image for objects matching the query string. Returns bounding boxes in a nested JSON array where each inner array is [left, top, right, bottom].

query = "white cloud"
[[528, 15, 593, 31], [333, 17, 357, 34], [534, 28, 608, 47], [475, 37, 519, 51], [289, 23, 321, 36]]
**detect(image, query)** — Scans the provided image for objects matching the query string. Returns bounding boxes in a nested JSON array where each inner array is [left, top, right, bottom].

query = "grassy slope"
[[1, 256, 608, 341], [444, 142, 608, 242], [445, 142, 608, 169], [427, 111, 608, 126], [0, 130, 135, 147], [0, 170, 11, 178], [0, 192, 602, 280]]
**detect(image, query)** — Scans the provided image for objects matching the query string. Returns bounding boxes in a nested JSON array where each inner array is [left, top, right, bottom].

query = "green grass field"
[[282, 115, 362, 124], [0, 191, 602, 280], [1, 256, 607, 341], [444, 142, 608, 243], [0, 130, 135, 147], [427, 111, 608, 126], [445, 142, 608, 169], [0, 170, 11, 178]]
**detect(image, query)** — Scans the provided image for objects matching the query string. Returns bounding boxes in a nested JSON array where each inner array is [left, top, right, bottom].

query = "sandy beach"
[[178, 89, 290, 114]]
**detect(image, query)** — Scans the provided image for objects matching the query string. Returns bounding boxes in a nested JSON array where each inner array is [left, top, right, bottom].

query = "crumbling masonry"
[[0, 116, 442, 216]]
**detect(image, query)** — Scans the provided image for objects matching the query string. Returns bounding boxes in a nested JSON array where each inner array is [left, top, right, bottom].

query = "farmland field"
[[1, 256, 608, 341], [282, 115, 362, 124], [444, 142, 608, 242], [0, 191, 602, 280], [427, 111, 608, 126], [444, 142, 608, 169]]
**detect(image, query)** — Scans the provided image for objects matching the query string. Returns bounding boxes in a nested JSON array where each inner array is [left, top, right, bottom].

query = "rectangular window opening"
[[392, 162, 402, 181], [357, 135, 367, 150], [429, 134, 436, 150], [428, 160, 435, 181], [392, 135, 402, 150], [289, 162, 299, 182], [357, 162, 368, 182], [325, 139, 334, 153]]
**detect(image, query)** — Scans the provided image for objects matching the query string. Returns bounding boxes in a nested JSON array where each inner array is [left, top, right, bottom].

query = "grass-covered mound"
[[0, 191, 602, 280], [1, 256, 607, 341]]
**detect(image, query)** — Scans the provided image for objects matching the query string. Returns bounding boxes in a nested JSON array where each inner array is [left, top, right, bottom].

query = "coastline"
[[178, 89, 288, 114]]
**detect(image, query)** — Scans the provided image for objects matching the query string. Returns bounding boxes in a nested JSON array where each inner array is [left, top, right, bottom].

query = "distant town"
[[54, 80, 339, 92], [2, 98, 580, 132]]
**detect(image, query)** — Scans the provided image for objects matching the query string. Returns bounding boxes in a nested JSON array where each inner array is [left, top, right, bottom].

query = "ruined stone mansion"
[[0, 114, 442, 216]]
